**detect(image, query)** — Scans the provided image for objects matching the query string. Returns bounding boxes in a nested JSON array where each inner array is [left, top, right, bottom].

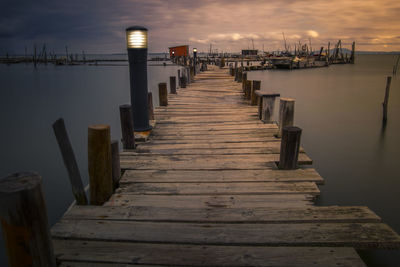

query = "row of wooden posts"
[[230, 65, 300, 170]]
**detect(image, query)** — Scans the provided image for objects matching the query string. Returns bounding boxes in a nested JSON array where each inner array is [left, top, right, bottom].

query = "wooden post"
[[382, 76, 392, 123], [148, 92, 154, 120], [186, 67, 191, 84], [159, 82, 168, 106], [88, 125, 113, 205], [279, 126, 302, 170], [52, 118, 88, 205], [170, 76, 177, 94], [256, 92, 280, 123], [119, 104, 135, 149], [242, 72, 247, 91], [190, 66, 194, 82], [278, 98, 295, 138], [177, 69, 181, 87], [0, 172, 56, 266], [245, 80, 252, 100], [251, 80, 261, 105], [111, 140, 121, 190]]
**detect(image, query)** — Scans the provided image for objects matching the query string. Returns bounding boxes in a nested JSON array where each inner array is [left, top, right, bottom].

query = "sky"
[[1, 0, 400, 55]]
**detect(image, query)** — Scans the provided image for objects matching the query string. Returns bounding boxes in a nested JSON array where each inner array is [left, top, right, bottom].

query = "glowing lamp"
[[126, 26, 148, 49], [125, 26, 152, 132], [193, 48, 198, 75]]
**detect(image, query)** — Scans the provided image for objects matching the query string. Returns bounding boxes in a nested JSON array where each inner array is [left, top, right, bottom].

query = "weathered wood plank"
[[63, 205, 380, 224], [116, 181, 320, 196], [149, 135, 279, 142], [54, 240, 367, 267], [120, 154, 313, 170], [120, 168, 324, 184], [104, 194, 315, 208], [153, 122, 277, 130], [51, 220, 400, 249]]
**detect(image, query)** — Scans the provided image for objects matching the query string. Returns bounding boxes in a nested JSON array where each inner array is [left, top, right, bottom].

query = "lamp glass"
[[193, 48, 197, 52], [126, 30, 148, 49]]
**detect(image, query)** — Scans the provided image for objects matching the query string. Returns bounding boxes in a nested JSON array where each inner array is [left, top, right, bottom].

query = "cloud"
[[1, 0, 400, 53], [307, 30, 319, 38]]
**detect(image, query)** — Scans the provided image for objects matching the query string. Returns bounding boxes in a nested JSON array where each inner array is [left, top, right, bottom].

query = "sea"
[[0, 54, 399, 266]]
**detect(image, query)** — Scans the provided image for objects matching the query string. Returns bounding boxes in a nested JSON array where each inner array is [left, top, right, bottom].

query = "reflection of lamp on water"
[[126, 26, 152, 132], [193, 48, 197, 75]]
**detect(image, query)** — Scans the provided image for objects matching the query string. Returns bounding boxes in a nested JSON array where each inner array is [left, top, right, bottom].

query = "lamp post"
[[193, 48, 197, 75], [126, 26, 152, 132]]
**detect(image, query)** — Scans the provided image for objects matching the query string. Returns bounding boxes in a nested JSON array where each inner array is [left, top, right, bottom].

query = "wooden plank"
[[54, 240, 367, 267], [120, 154, 313, 170], [151, 129, 278, 137], [63, 205, 380, 224], [51, 220, 400, 249], [104, 194, 315, 208], [120, 168, 324, 184], [149, 135, 279, 142], [116, 181, 320, 196], [153, 122, 277, 130]]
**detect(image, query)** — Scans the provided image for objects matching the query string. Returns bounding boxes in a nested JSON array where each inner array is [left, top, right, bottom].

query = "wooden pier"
[[49, 65, 400, 266]]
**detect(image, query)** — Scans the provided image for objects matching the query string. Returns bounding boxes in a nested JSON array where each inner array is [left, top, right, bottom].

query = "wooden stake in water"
[[382, 76, 392, 123]]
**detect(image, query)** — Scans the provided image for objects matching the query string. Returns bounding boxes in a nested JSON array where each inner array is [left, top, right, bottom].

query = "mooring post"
[[255, 92, 280, 123], [181, 73, 187, 88], [278, 98, 295, 138], [177, 69, 181, 87], [159, 82, 168, 106], [190, 66, 195, 82], [52, 118, 88, 205], [251, 80, 261, 106], [245, 80, 252, 100], [242, 72, 247, 91], [148, 92, 155, 120], [88, 125, 113, 205], [0, 172, 56, 267], [111, 140, 121, 190], [382, 76, 392, 123], [119, 104, 135, 149], [170, 76, 177, 94], [279, 126, 302, 170]]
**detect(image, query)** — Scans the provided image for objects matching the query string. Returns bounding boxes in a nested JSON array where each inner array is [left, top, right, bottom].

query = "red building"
[[169, 45, 189, 58]]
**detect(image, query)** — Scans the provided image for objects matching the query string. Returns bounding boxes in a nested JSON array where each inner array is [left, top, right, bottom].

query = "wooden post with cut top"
[[251, 80, 261, 105], [52, 118, 88, 205], [159, 82, 168, 106], [242, 72, 247, 91], [170, 76, 177, 94], [0, 172, 56, 267], [255, 91, 280, 123], [245, 80, 252, 100], [278, 98, 295, 138], [279, 126, 302, 170], [88, 125, 113, 205], [119, 104, 135, 149], [148, 92, 155, 120]]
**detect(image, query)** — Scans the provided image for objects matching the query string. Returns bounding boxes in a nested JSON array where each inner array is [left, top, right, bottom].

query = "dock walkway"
[[52, 66, 400, 266]]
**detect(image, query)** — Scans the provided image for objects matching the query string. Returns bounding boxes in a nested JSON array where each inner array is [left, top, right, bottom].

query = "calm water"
[[0, 62, 182, 265], [0, 55, 399, 266], [248, 54, 400, 266]]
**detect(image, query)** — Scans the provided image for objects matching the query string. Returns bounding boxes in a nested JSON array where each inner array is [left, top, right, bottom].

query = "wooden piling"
[[242, 72, 247, 91], [278, 98, 295, 138], [177, 69, 181, 87], [170, 76, 177, 94], [119, 104, 135, 150], [159, 82, 168, 106], [52, 118, 88, 205], [190, 66, 195, 82], [382, 76, 392, 123], [0, 172, 56, 267], [255, 92, 280, 123], [245, 80, 252, 100], [148, 92, 155, 120], [251, 80, 261, 106], [186, 67, 191, 84], [111, 140, 121, 190], [279, 126, 302, 170], [88, 125, 113, 205]]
